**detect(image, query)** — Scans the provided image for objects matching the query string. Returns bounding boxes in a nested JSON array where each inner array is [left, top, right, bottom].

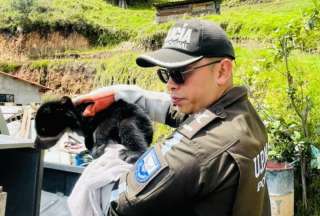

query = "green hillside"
[[0, 0, 319, 214], [0, 0, 317, 45]]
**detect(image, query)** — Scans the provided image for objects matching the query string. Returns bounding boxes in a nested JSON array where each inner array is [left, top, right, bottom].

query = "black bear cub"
[[35, 96, 153, 163]]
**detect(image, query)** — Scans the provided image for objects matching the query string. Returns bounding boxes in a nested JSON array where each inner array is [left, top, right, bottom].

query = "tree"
[[11, 0, 36, 32], [107, 0, 151, 8], [273, 0, 320, 208]]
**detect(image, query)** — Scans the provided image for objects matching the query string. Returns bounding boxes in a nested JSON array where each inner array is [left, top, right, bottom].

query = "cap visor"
[[136, 48, 203, 69]]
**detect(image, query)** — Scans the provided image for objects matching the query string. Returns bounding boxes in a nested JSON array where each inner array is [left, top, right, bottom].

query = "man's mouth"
[[171, 96, 184, 105]]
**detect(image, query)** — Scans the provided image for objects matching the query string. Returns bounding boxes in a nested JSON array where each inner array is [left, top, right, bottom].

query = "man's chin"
[[176, 105, 192, 115]]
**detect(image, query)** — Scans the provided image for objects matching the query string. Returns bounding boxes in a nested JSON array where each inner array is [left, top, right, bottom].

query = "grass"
[[233, 45, 320, 144], [0, 0, 319, 214], [0, 61, 21, 73], [207, 0, 315, 40], [0, 0, 317, 46], [93, 51, 165, 90], [0, 0, 155, 45]]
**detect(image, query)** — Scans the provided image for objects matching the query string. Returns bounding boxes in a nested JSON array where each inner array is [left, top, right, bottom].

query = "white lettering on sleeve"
[[253, 144, 268, 192]]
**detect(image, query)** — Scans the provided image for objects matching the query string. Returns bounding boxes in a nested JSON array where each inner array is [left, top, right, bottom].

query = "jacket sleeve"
[[107, 140, 239, 216], [112, 85, 172, 124], [107, 142, 201, 216], [94, 85, 188, 126], [116, 85, 188, 127]]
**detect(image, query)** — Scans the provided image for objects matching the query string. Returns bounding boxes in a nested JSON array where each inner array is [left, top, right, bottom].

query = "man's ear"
[[216, 58, 233, 85]]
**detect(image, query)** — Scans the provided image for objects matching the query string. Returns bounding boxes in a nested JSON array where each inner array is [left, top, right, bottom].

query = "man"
[[76, 19, 271, 216]]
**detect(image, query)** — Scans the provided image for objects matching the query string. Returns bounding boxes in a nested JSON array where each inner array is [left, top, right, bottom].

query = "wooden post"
[[17, 107, 33, 139], [0, 186, 7, 216], [0, 110, 9, 135], [119, 0, 128, 8]]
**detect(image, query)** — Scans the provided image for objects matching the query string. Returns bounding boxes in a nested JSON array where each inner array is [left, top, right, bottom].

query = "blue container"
[[266, 161, 294, 216], [74, 153, 85, 166]]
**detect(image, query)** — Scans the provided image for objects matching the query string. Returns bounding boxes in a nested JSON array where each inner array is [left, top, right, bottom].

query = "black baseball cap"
[[136, 19, 235, 69]]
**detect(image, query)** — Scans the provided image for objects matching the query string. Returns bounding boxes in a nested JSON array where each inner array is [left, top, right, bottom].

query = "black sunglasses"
[[157, 59, 222, 84]]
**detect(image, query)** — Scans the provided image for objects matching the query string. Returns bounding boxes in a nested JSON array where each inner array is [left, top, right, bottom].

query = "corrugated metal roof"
[[0, 71, 52, 92], [154, 0, 214, 9]]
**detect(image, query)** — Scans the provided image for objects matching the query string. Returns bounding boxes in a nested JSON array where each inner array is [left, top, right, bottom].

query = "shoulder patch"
[[135, 148, 161, 183], [161, 132, 183, 155], [178, 108, 226, 139]]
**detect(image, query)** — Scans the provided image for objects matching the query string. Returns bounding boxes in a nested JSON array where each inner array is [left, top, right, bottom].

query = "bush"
[[0, 62, 21, 73], [264, 117, 301, 162], [135, 22, 170, 50]]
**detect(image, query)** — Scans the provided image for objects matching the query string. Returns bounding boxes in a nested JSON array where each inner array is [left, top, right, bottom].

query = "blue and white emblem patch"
[[135, 148, 161, 183]]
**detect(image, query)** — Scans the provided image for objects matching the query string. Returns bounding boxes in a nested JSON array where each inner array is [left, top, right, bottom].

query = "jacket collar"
[[178, 86, 248, 139], [209, 86, 248, 112]]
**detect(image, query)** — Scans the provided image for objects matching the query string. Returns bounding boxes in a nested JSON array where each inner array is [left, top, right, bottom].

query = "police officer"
[[75, 19, 271, 216]]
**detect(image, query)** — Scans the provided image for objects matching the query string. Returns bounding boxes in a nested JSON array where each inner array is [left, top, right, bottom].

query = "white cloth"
[[67, 144, 133, 216]]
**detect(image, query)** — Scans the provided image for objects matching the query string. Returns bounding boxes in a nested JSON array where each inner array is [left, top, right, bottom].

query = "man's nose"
[[166, 77, 179, 91]]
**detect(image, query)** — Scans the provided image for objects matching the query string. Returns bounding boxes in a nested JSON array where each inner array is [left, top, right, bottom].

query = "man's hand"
[[74, 91, 115, 117]]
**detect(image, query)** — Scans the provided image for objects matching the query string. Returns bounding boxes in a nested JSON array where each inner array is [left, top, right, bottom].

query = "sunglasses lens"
[[157, 68, 185, 84], [171, 70, 184, 84], [157, 68, 169, 83]]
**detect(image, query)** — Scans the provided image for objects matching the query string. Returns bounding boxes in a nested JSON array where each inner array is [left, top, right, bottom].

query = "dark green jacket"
[[108, 86, 271, 216]]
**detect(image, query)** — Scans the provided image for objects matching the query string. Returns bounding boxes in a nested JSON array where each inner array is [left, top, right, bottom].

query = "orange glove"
[[74, 91, 115, 117]]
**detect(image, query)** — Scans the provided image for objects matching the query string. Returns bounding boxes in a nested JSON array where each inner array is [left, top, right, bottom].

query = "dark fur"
[[35, 96, 153, 163]]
